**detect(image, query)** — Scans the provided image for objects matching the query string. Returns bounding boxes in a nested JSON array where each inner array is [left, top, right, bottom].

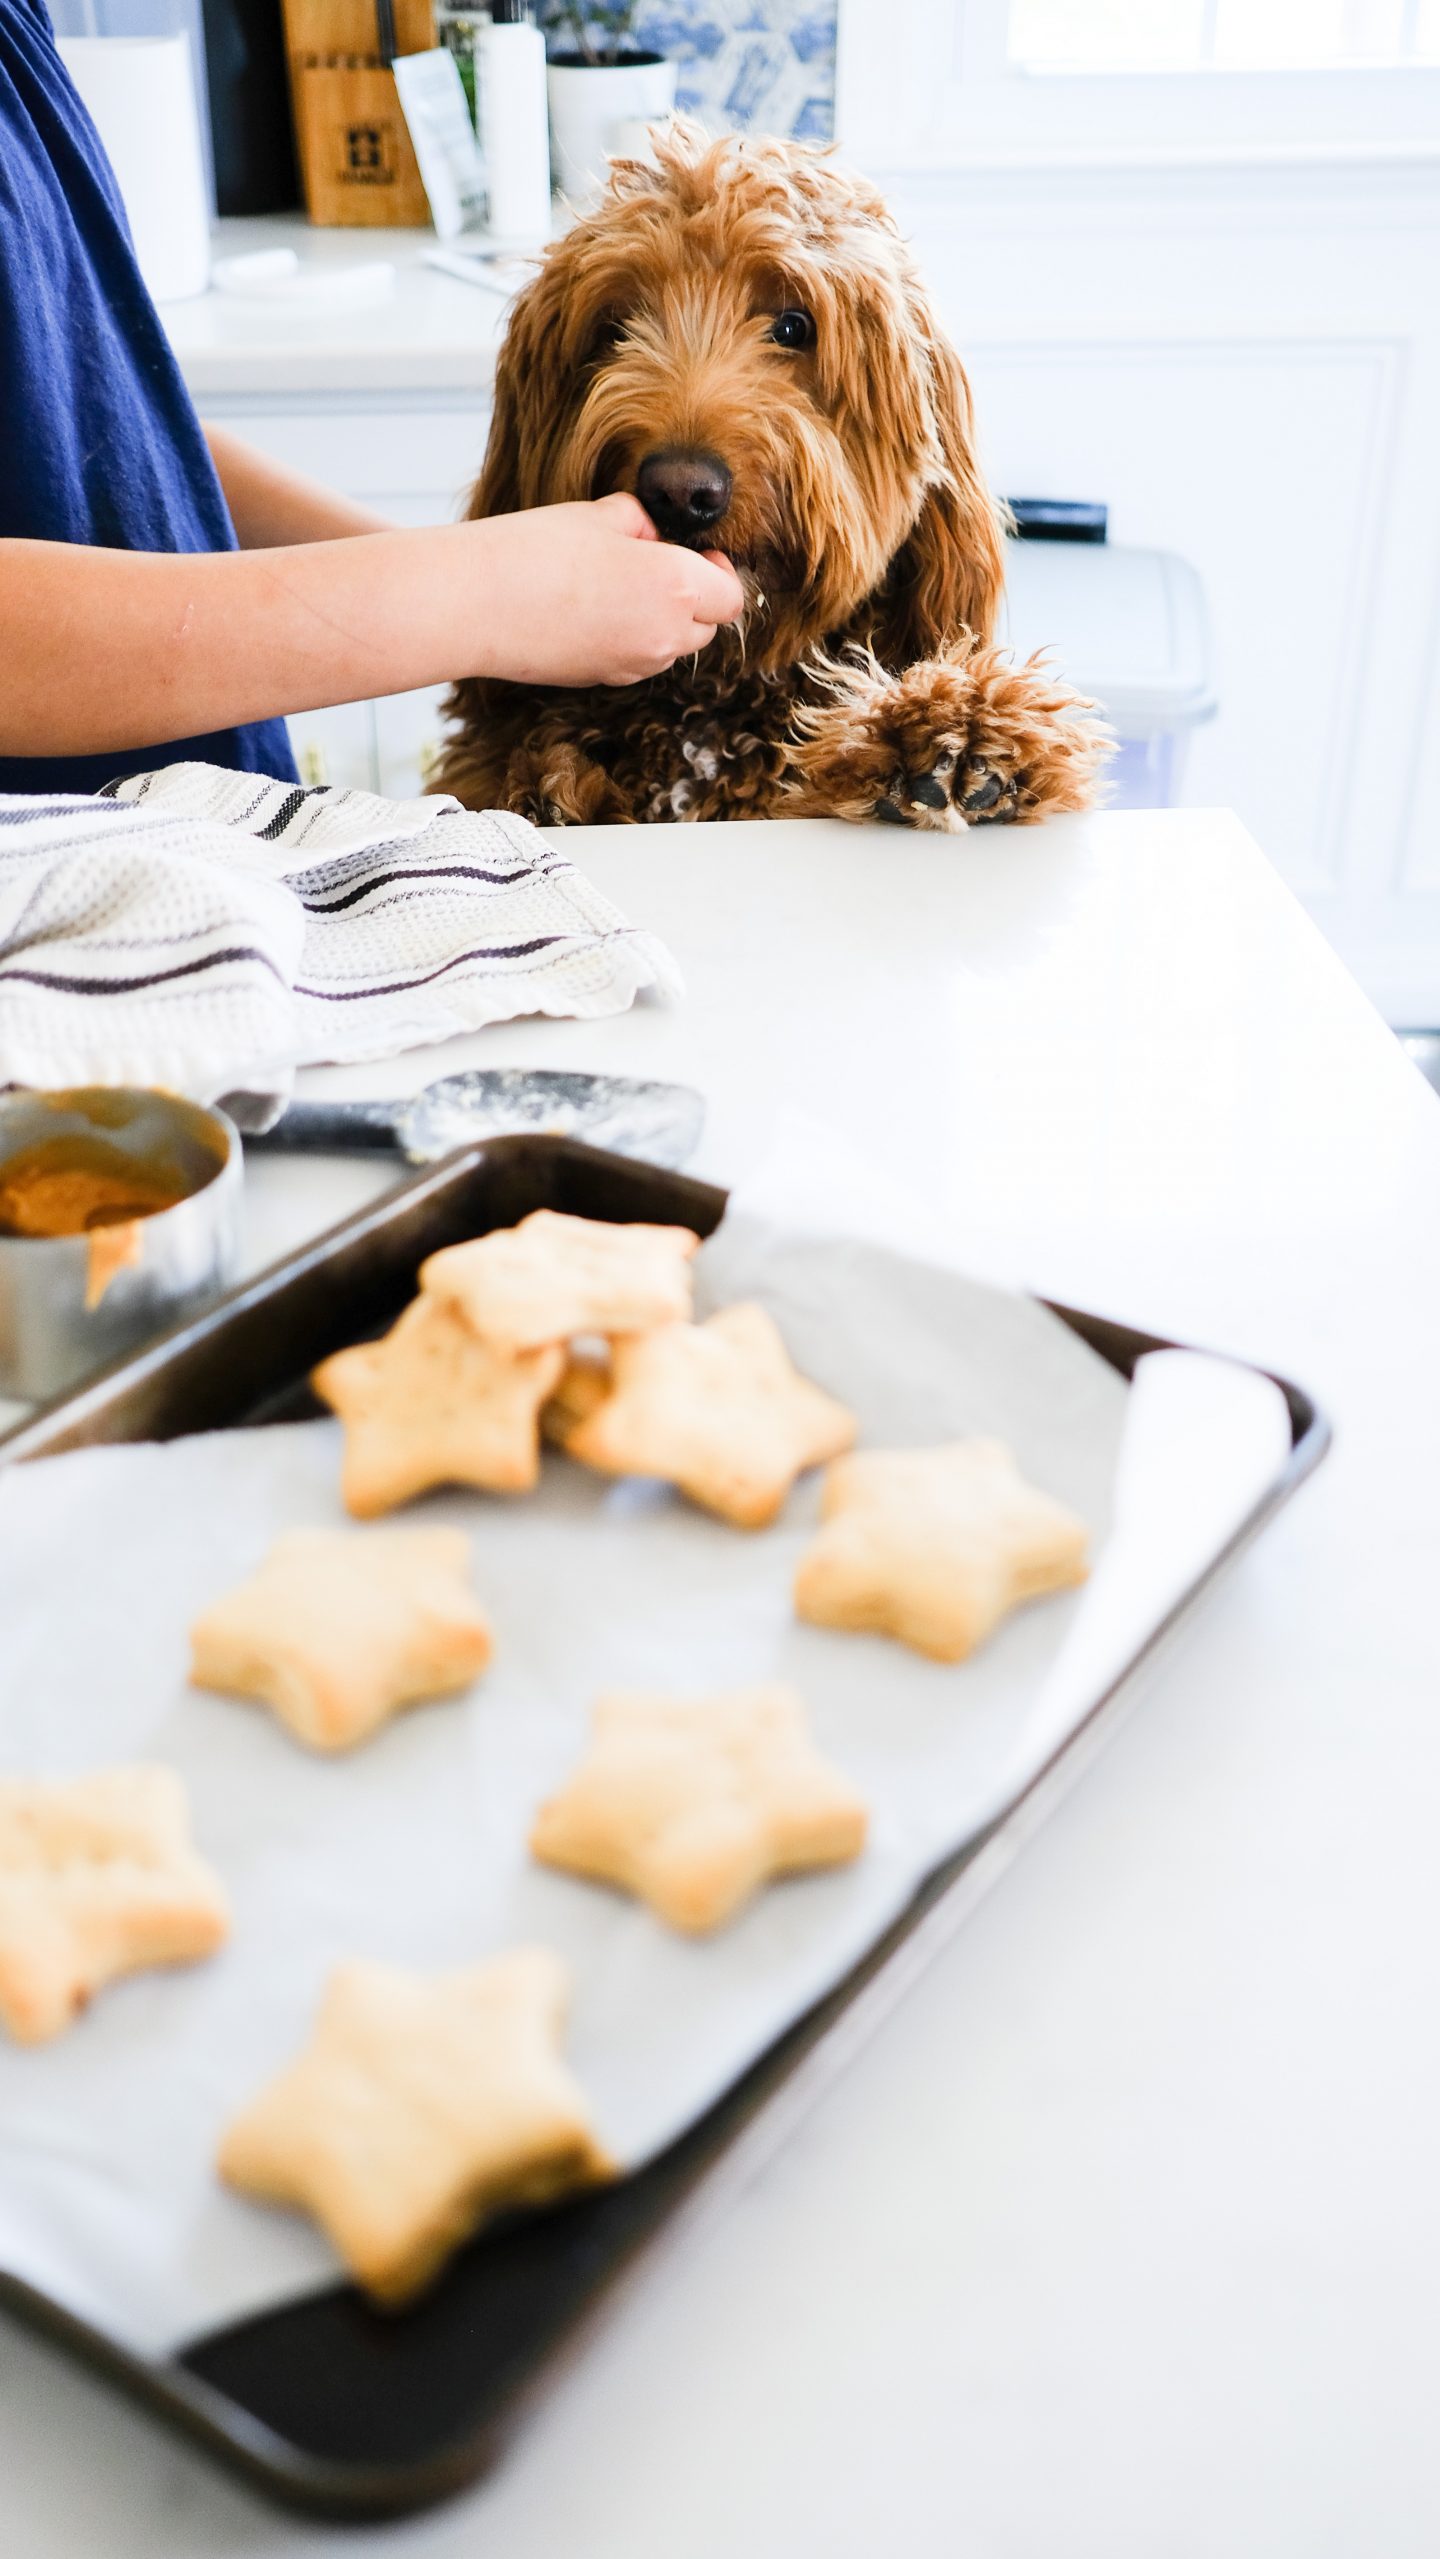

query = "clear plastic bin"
[[1000, 537, 1216, 808]]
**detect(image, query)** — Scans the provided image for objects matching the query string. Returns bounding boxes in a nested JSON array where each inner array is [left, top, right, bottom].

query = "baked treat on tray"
[[218, 1948, 612, 2306], [311, 1294, 564, 1516], [540, 1344, 614, 1446], [0, 1768, 230, 2045], [189, 1526, 493, 1752], [421, 1208, 700, 1355], [530, 1685, 869, 1933], [547, 1302, 856, 1528], [794, 1438, 1090, 1661]]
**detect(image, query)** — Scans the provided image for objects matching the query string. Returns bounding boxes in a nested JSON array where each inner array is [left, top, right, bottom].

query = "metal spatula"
[[243, 1068, 706, 1171]]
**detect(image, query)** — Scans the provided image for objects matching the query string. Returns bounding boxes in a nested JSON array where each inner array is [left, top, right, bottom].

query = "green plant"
[[541, 5, 647, 67]]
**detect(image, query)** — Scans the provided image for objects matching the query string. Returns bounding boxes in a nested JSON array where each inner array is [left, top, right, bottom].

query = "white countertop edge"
[[172, 347, 501, 402]]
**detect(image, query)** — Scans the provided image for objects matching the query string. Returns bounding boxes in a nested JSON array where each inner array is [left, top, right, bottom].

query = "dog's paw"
[[787, 640, 1111, 833], [871, 743, 1025, 832], [503, 743, 632, 828]]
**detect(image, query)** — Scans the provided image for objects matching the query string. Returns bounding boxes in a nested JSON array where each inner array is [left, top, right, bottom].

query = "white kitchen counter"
[[164, 215, 509, 404], [3, 807, 1438, 2556]]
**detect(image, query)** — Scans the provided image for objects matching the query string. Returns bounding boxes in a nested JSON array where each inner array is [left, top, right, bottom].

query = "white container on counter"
[[477, 0, 552, 248], [546, 50, 677, 206], [57, 32, 210, 304]]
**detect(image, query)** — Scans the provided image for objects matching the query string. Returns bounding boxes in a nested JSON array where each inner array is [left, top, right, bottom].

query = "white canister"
[[477, 2, 553, 248], [546, 52, 678, 207], [56, 33, 210, 305]]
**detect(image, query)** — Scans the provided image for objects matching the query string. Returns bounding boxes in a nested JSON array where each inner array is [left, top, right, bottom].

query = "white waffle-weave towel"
[[0, 763, 679, 1118]]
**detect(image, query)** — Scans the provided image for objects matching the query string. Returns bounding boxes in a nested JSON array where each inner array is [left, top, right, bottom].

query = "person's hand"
[[458, 494, 745, 688]]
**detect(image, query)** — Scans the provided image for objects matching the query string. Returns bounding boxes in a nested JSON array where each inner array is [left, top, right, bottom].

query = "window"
[[836, 0, 1440, 169], [1010, 1, 1440, 72]]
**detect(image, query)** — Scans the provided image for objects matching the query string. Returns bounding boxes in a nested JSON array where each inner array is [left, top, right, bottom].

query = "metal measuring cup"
[[0, 1088, 243, 1403]]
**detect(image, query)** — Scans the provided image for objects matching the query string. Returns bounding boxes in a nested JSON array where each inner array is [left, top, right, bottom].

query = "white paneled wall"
[[882, 152, 1440, 1018], [970, 338, 1394, 897]]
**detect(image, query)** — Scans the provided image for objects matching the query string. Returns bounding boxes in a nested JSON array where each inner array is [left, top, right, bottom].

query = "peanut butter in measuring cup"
[[0, 1090, 242, 1397], [0, 1134, 191, 1304]]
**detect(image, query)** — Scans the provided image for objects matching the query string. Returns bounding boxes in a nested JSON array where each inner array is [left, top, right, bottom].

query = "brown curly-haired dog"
[[431, 124, 1108, 831]]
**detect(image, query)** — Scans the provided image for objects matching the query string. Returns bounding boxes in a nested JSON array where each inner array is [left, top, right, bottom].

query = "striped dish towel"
[[0, 764, 679, 1119]]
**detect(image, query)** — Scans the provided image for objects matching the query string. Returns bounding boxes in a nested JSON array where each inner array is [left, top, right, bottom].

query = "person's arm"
[[203, 422, 392, 546], [0, 497, 744, 758]]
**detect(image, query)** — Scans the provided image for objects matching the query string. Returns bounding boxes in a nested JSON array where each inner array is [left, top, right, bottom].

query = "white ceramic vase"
[[546, 52, 678, 206]]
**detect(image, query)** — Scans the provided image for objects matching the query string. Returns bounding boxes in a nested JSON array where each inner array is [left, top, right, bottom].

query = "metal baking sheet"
[[0, 1137, 1329, 2519]]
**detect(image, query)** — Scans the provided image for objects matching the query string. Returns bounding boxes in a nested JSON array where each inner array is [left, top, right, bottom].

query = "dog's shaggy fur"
[[431, 125, 1108, 831]]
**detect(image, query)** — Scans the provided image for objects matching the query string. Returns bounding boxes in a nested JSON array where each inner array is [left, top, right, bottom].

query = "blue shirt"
[[0, 0, 297, 794]]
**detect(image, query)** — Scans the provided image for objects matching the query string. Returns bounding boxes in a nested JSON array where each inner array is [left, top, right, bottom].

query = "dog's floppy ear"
[[876, 320, 1007, 660], [466, 252, 576, 519]]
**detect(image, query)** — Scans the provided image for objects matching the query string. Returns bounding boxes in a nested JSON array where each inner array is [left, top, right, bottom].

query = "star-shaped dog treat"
[[218, 1948, 612, 2304], [552, 1303, 856, 1528], [0, 1768, 230, 2044], [190, 1526, 493, 1752], [530, 1685, 869, 1933], [312, 1294, 564, 1517], [421, 1209, 700, 1355], [794, 1439, 1090, 1662], [540, 1346, 613, 1447]]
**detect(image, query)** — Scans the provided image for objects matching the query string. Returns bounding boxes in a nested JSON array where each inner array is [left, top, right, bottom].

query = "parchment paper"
[[0, 1214, 1290, 2356]]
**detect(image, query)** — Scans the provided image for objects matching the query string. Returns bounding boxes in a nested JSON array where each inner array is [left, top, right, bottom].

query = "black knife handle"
[[242, 1099, 405, 1156]]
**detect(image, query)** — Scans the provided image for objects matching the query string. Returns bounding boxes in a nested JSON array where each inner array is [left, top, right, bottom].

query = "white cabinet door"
[[287, 700, 379, 793], [374, 685, 451, 801], [207, 407, 490, 524]]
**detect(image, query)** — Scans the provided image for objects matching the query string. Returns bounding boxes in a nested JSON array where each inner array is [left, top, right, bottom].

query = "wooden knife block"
[[281, 0, 436, 227]]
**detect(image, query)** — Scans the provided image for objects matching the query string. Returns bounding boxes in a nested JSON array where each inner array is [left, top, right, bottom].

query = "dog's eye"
[[770, 308, 816, 352], [587, 315, 627, 362]]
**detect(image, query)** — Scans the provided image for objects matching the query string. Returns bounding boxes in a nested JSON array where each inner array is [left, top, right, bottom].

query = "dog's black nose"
[[635, 447, 732, 541]]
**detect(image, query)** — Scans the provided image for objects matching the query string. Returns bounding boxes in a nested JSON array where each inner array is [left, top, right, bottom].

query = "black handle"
[[1006, 497, 1108, 544], [242, 1099, 405, 1157]]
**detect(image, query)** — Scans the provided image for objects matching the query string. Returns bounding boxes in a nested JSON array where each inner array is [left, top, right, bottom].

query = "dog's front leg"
[[502, 741, 633, 827], [786, 638, 1111, 831]]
